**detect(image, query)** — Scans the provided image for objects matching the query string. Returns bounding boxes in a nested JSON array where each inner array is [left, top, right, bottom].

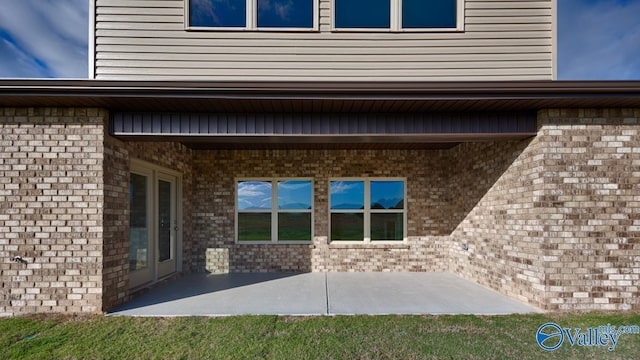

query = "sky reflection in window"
[[278, 180, 312, 209], [190, 0, 246, 27], [330, 181, 365, 210], [258, 0, 314, 28], [238, 181, 272, 210]]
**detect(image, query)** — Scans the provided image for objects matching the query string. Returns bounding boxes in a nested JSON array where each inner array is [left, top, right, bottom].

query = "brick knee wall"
[[0, 108, 107, 316]]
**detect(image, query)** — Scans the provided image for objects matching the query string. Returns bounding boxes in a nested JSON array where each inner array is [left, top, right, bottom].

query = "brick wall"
[[448, 140, 547, 308], [0, 108, 107, 316], [451, 109, 640, 311], [193, 149, 465, 273]]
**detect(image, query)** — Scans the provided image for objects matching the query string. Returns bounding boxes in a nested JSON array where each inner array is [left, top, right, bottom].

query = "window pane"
[[331, 213, 364, 241], [238, 181, 272, 210], [371, 213, 404, 241], [238, 213, 272, 241], [330, 181, 364, 209], [158, 180, 172, 262], [278, 180, 312, 209], [335, 0, 390, 28], [402, 0, 456, 29], [129, 173, 148, 271], [371, 181, 404, 209], [258, 0, 313, 28], [190, 0, 246, 27], [278, 213, 312, 241]]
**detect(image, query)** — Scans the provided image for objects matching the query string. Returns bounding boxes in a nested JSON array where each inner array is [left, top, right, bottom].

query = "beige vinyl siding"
[[94, 0, 554, 81]]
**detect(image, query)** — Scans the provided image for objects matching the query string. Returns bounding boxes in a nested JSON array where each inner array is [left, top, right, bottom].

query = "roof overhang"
[[1, 80, 640, 113], [1, 80, 639, 149]]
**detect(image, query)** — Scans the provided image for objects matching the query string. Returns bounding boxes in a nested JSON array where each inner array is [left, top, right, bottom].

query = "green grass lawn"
[[1, 313, 639, 359]]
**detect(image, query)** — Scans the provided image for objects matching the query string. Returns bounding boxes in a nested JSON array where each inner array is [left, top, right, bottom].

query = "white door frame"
[[129, 159, 183, 289]]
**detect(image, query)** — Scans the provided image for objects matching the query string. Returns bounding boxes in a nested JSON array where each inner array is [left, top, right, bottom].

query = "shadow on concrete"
[[111, 272, 309, 314]]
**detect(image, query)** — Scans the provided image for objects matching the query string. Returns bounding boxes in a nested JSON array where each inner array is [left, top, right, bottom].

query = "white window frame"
[[329, 178, 407, 244], [186, 0, 319, 32], [236, 178, 314, 244], [332, 0, 464, 32]]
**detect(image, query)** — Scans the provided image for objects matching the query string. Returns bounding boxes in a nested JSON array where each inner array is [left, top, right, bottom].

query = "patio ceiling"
[[110, 111, 537, 149]]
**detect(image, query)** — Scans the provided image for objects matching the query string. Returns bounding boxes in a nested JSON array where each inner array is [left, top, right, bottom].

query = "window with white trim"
[[188, 0, 318, 30], [329, 179, 406, 242], [334, 0, 461, 31], [236, 179, 313, 243]]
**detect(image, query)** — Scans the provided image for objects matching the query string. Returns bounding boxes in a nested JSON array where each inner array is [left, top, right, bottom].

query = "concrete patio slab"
[[109, 272, 541, 316], [111, 273, 328, 316], [326, 272, 538, 315]]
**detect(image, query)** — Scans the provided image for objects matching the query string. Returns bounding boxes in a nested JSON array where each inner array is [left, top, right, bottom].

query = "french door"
[[129, 160, 181, 289]]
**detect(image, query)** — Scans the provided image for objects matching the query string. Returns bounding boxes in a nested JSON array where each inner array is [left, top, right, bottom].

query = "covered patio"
[[3, 81, 639, 317], [109, 272, 540, 316]]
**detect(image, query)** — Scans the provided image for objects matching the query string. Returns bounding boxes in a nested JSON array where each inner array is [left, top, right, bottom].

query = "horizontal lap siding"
[[95, 0, 554, 80]]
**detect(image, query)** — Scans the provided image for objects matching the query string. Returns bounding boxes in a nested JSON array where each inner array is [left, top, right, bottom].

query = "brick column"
[[102, 135, 130, 311], [537, 109, 640, 311], [0, 108, 107, 315], [450, 109, 640, 311]]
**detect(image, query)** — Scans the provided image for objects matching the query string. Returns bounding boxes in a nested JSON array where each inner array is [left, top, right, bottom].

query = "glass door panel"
[[158, 180, 172, 262], [156, 174, 177, 279], [129, 172, 152, 288]]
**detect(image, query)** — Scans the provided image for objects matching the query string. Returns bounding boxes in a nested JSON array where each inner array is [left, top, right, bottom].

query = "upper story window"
[[188, 0, 318, 31], [334, 0, 462, 31]]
